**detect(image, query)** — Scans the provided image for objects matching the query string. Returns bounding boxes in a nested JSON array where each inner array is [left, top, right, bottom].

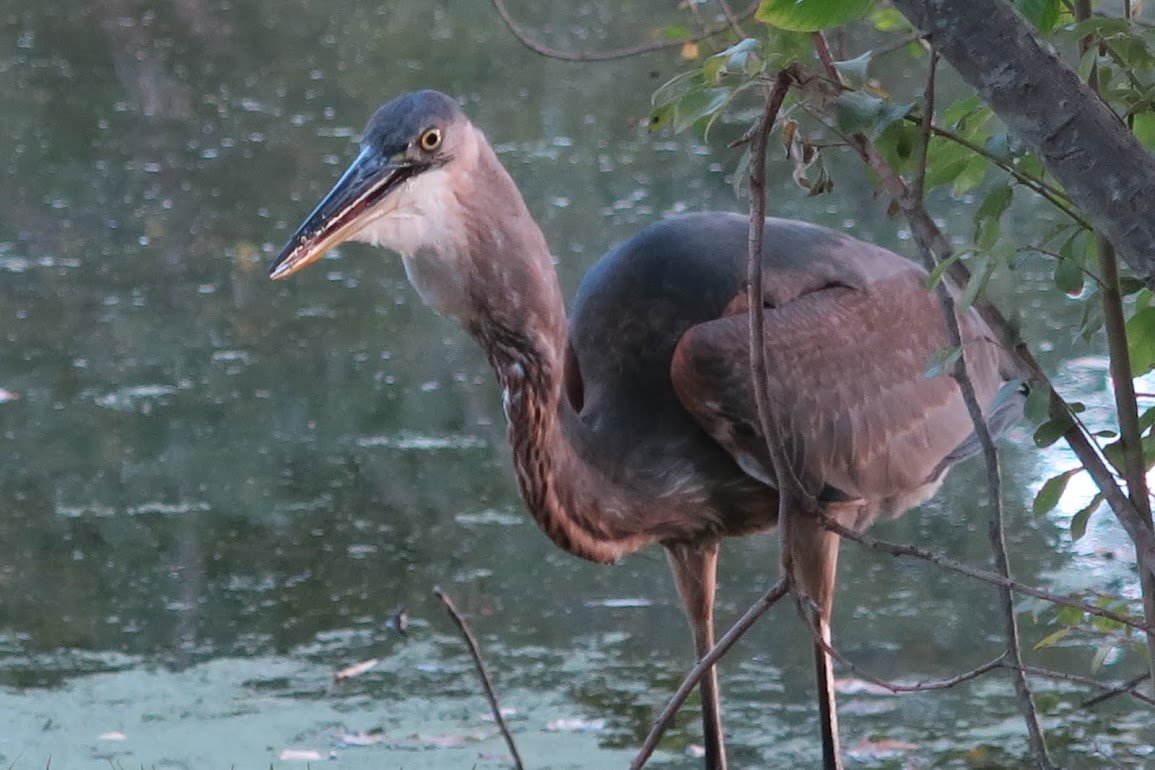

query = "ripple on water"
[[93, 384, 178, 411], [353, 430, 487, 451]]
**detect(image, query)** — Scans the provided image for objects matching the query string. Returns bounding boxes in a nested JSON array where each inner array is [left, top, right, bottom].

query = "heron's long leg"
[[786, 511, 843, 770], [665, 540, 726, 770]]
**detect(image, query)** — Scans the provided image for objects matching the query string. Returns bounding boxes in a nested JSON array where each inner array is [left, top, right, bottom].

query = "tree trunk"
[[891, 0, 1155, 286]]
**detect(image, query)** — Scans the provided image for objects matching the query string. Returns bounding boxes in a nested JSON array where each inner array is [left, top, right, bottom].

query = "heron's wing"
[[670, 270, 1013, 504]]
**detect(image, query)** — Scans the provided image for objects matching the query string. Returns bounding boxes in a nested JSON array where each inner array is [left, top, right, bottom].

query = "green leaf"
[[1140, 406, 1155, 432], [1033, 416, 1072, 448], [764, 26, 819, 69], [1090, 640, 1116, 673], [1119, 275, 1146, 296], [833, 51, 873, 82], [1134, 112, 1155, 149], [923, 136, 972, 189], [959, 251, 997, 310], [873, 121, 921, 175], [648, 103, 675, 133], [833, 91, 914, 139], [952, 154, 989, 196], [706, 38, 762, 82], [1070, 494, 1101, 541], [1076, 48, 1099, 82], [1078, 292, 1104, 341], [672, 87, 732, 133], [942, 96, 990, 135], [974, 183, 1014, 251], [1033, 626, 1071, 650], [756, 0, 877, 31], [1126, 305, 1155, 376], [925, 345, 962, 379], [869, 6, 911, 32], [1024, 380, 1051, 424], [1071, 18, 1131, 41], [1056, 605, 1085, 627], [1013, 0, 1060, 33], [924, 252, 963, 290], [1054, 255, 1085, 296], [1032, 469, 1078, 516]]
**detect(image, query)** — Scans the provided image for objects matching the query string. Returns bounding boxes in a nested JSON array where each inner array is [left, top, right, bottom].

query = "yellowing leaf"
[[681, 41, 700, 60]]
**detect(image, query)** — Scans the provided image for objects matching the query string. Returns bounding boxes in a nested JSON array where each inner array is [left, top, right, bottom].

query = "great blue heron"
[[269, 89, 1022, 770]]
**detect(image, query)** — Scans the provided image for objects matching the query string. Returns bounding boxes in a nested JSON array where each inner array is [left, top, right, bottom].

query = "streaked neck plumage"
[[380, 127, 651, 563]]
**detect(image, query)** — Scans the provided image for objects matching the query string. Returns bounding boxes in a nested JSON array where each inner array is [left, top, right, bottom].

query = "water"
[[1, 2, 1151, 767]]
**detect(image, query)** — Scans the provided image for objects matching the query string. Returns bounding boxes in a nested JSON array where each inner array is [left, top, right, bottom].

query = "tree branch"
[[907, 46, 1051, 762], [489, 0, 756, 62], [434, 588, 524, 770], [821, 513, 1150, 633], [808, 30, 1155, 585], [631, 577, 790, 769], [891, 0, 1155, 285]]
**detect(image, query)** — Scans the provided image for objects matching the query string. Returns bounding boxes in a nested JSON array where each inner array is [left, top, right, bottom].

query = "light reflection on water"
[[0, 1, 1153, 768]]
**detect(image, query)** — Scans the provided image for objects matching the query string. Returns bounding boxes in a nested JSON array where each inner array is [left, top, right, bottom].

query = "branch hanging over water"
[[489, 0, 756, 62], [434, 587, 525, 770]]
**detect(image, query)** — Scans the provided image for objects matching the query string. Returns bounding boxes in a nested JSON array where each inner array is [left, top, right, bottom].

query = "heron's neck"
[[470, 311, 649, 564], [461, 148, 650, 563]]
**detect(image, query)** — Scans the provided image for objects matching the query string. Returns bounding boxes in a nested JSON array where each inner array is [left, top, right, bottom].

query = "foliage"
[[650, 0, 1155, 749]]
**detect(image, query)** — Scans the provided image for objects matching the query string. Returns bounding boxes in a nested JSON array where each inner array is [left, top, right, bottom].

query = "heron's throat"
[[470, 313, 647, 565]]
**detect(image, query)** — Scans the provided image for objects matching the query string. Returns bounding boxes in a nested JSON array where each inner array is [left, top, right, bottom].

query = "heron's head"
[[270, 90, 493, 316]]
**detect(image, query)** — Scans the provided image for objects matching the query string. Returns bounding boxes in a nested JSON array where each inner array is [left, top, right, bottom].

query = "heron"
[[269, 90, 1023, 770]]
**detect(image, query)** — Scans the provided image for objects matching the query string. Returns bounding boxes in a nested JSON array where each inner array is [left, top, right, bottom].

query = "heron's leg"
[[665, 540, 726, 770], [786, 511, 843, 770]]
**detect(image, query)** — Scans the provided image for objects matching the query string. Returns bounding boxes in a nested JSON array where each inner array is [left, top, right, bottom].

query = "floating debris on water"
[[278, 748, 333, 761], [334, 658, 379, 682]]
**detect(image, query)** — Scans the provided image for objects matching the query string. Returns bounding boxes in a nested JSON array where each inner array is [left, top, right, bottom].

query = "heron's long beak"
[[269, 148, 413, 280]]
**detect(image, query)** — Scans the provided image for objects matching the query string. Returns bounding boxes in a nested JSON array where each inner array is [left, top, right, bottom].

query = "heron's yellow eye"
[[419, 128, 442, 152]]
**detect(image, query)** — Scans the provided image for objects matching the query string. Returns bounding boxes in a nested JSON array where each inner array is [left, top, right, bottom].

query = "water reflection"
[[0, 1, 1151, 767]]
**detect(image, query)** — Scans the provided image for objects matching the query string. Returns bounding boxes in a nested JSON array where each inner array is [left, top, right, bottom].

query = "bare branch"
[[1081, 672, 1151, 708], [489, 0, 756, 63], [1014, 663, 1155, 708], [744, 68, 814, 517], [714, 0, 745, 38], [631, 578, 790, 769], [434, 587, 525, 770], [821, 515, 1151, 634], [802, 602, 1008, 693]]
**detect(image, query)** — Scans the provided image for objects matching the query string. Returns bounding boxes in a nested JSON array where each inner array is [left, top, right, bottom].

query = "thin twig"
[[631, 578, 790, 770], [919, 121, 1088, 228], [1075, 0, 1155, 698], [804, 607, 1008, 693], [489, 0, 756, 62], [1081, 671, 1151, 707], [907, 44, 1052, 764], [806, 28, 1155, 583], [745, 68, 813, 513], [1014, 663, 1155, 708], [434, 587, 524, 770], [821, 515, 1151, 634], [714, 0, 745, 38]]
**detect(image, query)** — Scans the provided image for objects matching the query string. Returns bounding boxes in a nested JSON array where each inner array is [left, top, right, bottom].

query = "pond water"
[[1, 2, 1152, 768]]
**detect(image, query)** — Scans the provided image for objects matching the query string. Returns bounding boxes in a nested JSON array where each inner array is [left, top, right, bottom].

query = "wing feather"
[[670, 269, 1011, 506]]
